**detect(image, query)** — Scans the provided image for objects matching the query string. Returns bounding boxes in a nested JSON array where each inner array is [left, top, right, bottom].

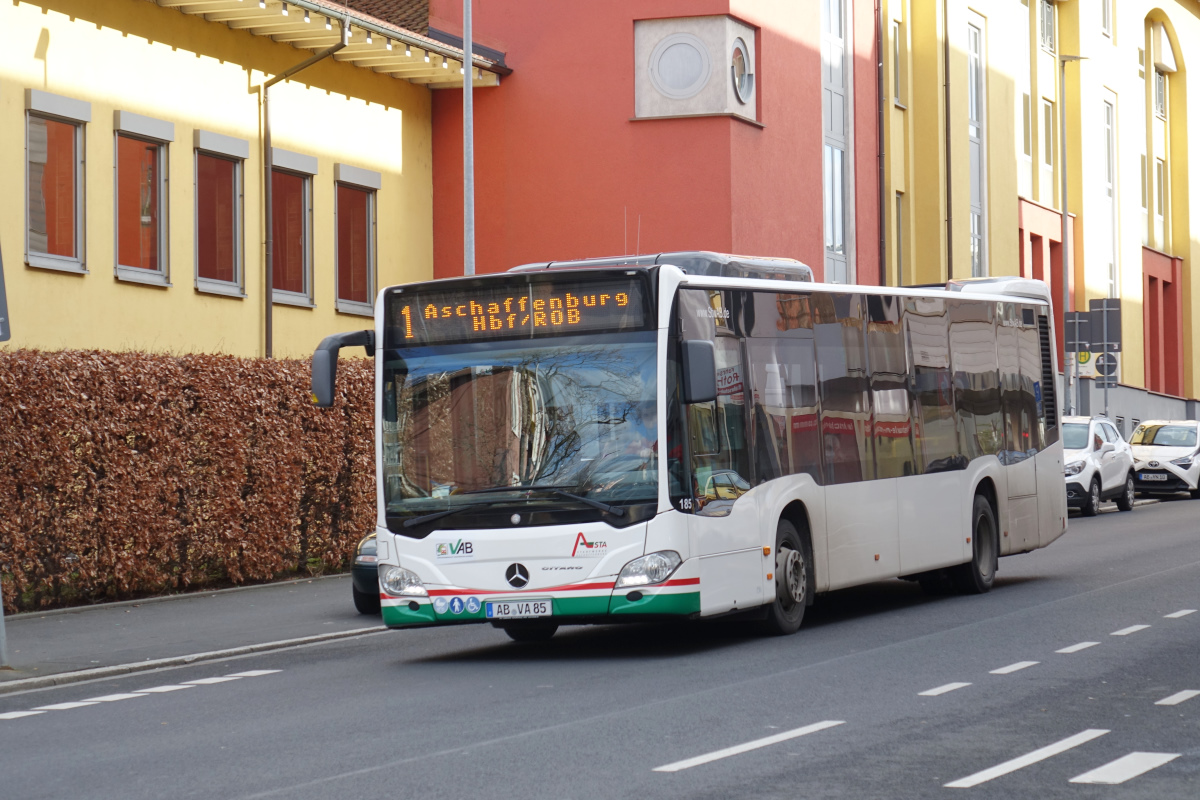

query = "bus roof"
[[508, 251, 814, 283]]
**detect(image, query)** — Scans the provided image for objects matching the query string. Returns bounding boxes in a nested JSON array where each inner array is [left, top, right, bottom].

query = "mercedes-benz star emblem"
[[505, 563, 529, 589]]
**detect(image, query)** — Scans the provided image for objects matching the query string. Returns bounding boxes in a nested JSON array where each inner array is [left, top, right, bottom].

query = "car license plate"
[[486, 600, 551, 619], [1140, 473, 1169, 481]]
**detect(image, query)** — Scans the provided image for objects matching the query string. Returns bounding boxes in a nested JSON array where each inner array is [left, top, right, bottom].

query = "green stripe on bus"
[[382, 603, 436, 627], [609, 591, 700, 616]]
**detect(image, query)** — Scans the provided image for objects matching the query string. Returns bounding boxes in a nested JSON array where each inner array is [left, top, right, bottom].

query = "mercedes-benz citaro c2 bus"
[[311, 252, 1067, 642]]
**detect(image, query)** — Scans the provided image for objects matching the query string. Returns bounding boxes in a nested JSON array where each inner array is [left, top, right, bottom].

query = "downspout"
[[942, 0, 954, 280], [262, 23, 349, 358], [876, 0, 887, 286]]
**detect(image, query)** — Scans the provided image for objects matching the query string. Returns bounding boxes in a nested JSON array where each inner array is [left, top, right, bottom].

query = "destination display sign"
[[385, 275, 649, 347]]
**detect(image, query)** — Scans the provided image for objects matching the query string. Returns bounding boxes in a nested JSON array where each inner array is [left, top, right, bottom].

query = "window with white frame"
[[194, 131, 247, 297], [114, 111, 173, 285], [270, 148, 317, 306], [821, 0, 853, 284], [25, 91, 89, 273], [1040, 0, 1055, 52], [1102, 98, 1118, 298], [1154, 69, 1167, 118], [895, 192, 904, 285], [334, 164, 380, 316], [1102, 0, 1113, 38], [1155, 158, 1166, 245], [968, 19, 987, 277]]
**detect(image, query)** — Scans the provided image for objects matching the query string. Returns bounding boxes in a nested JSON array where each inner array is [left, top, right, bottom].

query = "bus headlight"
[[1064, 461, 1084, 476], [379, 565, 428, 597], [616, 551, 682, 589]]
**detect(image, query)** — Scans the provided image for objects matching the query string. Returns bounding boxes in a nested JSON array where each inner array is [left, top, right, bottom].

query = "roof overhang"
[[150, 0, 508, 87]]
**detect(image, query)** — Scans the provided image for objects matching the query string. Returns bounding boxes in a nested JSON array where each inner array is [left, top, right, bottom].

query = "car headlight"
[[379, 565, 428, 597], [1064, 461, 1085, 476], [615, 551, 682, 589], [355, 534, 378, 565], [1170, 456, 1194, 469]]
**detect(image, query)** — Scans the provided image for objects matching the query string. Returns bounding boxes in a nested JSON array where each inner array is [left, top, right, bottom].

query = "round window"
[[649, 33, 713, 100], [731, 38, 753, 104]]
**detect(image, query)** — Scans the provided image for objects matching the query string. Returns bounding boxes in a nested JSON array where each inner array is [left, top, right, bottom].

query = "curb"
[[0, 624, 387, 696], [6, 573, 352, 621]]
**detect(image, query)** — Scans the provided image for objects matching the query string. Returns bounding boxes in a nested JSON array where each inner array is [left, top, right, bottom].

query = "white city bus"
[[312, 252, 1067, 641]]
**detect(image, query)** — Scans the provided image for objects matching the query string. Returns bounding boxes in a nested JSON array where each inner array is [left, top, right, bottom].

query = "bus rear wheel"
[[760, 518, 809, 635], [951, 495, 997, 595], [501, 622, 559, 643]]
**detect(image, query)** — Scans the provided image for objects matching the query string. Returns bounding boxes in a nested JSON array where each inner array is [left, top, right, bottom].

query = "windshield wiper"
[[457, 484, 627, 517], [400, 504, 485, 529]]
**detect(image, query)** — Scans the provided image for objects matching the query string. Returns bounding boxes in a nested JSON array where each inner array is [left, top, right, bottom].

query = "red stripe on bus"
[[425, 581, 618, 597]]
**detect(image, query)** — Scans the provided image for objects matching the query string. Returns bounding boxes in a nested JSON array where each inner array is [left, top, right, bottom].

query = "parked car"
[[352, 533, 381, 614], [1130, 420, 1200, 499], [1061, 416, 1136, 516]]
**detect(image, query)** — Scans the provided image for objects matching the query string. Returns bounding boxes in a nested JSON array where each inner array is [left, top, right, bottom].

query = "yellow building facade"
[[885, 0, 1200, 421], [1, 0, 502, 359]]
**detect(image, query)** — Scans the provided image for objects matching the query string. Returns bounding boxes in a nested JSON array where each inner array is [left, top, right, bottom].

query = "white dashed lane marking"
[[944, 729, 1110, 788], [990, 661, 1039, 675], [1164, 609, 1196, 619], [1069, 752, 1180, 785], [2, 670, 282, 722], [919, 682, 972, 697], [652, 720, 844, 773], [1056, 641, 1100, 654], [1111, 625, 1151, 636], [1155, 690, 1200, 707]]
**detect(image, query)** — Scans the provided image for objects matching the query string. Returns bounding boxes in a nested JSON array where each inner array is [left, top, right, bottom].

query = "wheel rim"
[[1126, 478, 1134, 506], [1092, 482, 1100, 508], [776, 547, 806, 608]]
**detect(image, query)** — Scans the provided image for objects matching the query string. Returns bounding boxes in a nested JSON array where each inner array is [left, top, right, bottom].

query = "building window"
[[1154, 70, 1167, 118], [895, 192, 904, 285], [27, 114, 84, 271], [1138, 48, 1145, 79], [1102, 99, 1118, 298], [271, 169, 311, 303], [1022, 94, 1032, 158], [336, 183, 375, 315], [1042, 100, 1054, 168], [1140, 155, 1148, 209], [195, 153, 241, 293], [1040, 0, 1055, 52], [892, 20, 904, 104], [1154, 158, 1167, 247], [115, 134, 167, 281], [821, 0, 853, 283], [968, 19, 987, 277], [1102, 0, 1112, 38]]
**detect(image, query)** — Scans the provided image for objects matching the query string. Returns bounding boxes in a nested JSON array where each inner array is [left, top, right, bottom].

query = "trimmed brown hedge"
[[0, 350, 374, 613]]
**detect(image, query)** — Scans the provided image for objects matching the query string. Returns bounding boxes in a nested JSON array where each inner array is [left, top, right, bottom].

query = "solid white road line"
[[919, 682, 972, 697], [1111, 624, 1150, 636], [1056, 641, 1100, 654], [226, 670, 282, 678], [1164, 609, 1196, 619], [1155, 690, 1200, 706], [990, 661, 1039, 675], [82, 693, 147, 703], [182, 676, 241, 685], [1069, 752, 1180, 785], [944, 729, 1110, 788], [652, 720, 844, 773], [133, 685, 194, 693], [0, 711, 46, 720], [33, 701, 98, 711]]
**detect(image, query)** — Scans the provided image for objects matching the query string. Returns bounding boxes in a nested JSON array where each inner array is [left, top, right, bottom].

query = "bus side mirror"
[[681, 339, 717, 404], [312, 329, 375, 407]]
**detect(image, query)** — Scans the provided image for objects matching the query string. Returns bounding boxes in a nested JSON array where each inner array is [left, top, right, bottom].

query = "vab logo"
[[435, 540, 474, 558], [572, 532, 608, 558]]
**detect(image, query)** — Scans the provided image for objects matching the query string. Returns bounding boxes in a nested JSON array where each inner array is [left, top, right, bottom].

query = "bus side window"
[[906, 297, 960, 473], [948, 298, 1002, 461], [1016, 308, 1044, 453], [996, 304, 1026, 463], [868, 295, 917, 479]]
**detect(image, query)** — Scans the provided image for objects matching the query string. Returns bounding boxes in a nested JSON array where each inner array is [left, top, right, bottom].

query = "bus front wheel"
[[760, 518, 810, 635], [951, 495, 997, 595]]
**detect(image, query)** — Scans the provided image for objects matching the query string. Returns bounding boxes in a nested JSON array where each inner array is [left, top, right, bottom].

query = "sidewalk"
[[0, 574, 385, 694]]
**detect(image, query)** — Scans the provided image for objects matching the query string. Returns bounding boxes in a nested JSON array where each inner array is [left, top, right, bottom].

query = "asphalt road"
[[2, 496, 1198, 800]]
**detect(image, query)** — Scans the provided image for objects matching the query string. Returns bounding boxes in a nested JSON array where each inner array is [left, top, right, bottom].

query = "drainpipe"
[[876, 0, 887, 286], [262, 23, 349, 358], [942, 0, 954, 280]]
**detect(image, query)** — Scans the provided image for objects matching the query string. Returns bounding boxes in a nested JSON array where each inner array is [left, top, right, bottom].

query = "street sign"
[[1064, 312, 1090, 353], [1087, 298, 1121, 352], [0, 238, 10, 342], [1095, 352, 1118, 376]]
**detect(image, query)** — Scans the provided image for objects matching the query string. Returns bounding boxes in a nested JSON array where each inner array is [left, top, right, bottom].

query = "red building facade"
[[430, 1, 880, 285]]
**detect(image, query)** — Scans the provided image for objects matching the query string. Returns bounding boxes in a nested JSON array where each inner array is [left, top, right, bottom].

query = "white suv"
[[1062, 416, 1136, 516], [1130, 420, 1200, 499]]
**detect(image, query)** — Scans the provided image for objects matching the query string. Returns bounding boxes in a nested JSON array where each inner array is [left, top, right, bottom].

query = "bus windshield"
[[381, 332, 658, 522], [1130, 424, 1198, 448]]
